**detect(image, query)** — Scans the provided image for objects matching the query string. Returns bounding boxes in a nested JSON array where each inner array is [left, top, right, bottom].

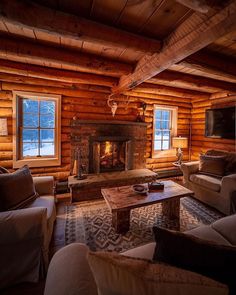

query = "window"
[[13, 91, 61, 168], [153, 105, 177, 157]]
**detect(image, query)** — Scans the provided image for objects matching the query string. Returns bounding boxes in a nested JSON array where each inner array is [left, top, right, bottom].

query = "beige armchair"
[[181, 161, 236, 215], [0, 176, 56, 289]]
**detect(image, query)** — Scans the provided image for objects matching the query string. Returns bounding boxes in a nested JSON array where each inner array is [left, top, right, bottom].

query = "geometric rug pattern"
[[65, 197, 224, 252]]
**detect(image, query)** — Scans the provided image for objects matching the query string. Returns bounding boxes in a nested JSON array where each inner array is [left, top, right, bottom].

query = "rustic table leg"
[[112, 210, 130, 234], [162, 198, 180, 229]]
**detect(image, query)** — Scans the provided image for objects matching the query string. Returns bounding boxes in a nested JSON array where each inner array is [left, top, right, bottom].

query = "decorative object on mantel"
[[136, 101, 147, 122], [0, 118, 8, 136], [107, 94, 118, 117], [73, 147, 87, 180], [172, 136, 188, 165]]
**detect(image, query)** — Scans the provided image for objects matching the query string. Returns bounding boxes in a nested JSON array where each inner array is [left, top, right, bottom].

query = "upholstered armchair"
[[0, 176, 56, 289]]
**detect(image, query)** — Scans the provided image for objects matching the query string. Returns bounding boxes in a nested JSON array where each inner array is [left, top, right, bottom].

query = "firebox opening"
[[100, 141, 126, 172]]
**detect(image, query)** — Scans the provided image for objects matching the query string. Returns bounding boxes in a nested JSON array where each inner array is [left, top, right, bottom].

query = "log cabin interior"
[[0, 0, 236, 294]]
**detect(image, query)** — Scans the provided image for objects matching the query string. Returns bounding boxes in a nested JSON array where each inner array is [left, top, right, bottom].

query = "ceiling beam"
[[112, 0, 236, 94], [0, 59, 117, 87], [175, 0, 221, 13], [178, 50, 236, 82], [0, 36, 132, 77], [147, 69, 236, 93], [0, 0, 161, 54]]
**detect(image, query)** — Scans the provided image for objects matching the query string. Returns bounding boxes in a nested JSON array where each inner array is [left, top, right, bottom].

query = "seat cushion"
[[87, 250, 228, 295], [211, 214, 236, 246], [190, 174, 221, 192], [121, 243, 155, 260]]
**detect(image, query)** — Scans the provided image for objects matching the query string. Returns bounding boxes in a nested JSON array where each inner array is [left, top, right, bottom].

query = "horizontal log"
[[0, 142, 12, 151], [0, 100, 12, 108], [132, 83, 209, 99], [0, 159, 12, 168], [0, 107, 12, 117], [148, 70, 236, 93], [0, 36, 132, 77], [0, 59, 117, 87], [0, 151, 12, 160], [1, 82, 109, 99], [0, 90, 12, 99]]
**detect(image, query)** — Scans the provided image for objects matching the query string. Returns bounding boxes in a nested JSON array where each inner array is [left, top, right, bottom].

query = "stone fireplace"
[[70, 120, 147, 175]]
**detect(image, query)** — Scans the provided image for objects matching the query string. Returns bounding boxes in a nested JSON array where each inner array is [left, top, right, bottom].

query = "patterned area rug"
[[65, 197, 224, 252]]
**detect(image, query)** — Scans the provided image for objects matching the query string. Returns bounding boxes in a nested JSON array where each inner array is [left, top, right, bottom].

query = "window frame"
[[13, 91, 61, 168], [152, 105, 178, 158]]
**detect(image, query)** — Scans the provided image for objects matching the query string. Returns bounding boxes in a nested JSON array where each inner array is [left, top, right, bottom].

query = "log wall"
[[0, 73, 193, 181], [190, 98, 236, 160]]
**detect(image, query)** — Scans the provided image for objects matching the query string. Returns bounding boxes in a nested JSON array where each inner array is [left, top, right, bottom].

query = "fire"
[[105, 141, 112, 154]]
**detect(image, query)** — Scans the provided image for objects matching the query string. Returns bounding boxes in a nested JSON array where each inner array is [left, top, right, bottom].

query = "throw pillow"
[[199, 154, 226, 177], [87, 251, 227, 295], [0, 165, 38, 211], [0, 166, 10, 174], [153, 226, 236, 293]]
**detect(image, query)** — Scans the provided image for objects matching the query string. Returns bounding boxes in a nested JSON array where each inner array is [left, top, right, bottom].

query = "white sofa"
[[181, 150, 236, 215], [44, 214, 236, 295], [0, 176, 56, 289]]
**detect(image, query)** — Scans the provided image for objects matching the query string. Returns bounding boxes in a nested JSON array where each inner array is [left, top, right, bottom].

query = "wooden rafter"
[[0, 0, 161, 54], [112, 0, 236, 94], [178, 50, 236, 82], [0, 36, 132, 77], [148, 69, 236, 93]]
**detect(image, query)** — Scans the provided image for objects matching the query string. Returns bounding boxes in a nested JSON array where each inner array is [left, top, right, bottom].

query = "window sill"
[[13, 157, 61, 168], [152, 149, 176, 159]]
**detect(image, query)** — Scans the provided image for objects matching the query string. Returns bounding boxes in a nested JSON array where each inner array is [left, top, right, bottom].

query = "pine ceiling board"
[[140, 0, 191, 39], [117, 0, 164, 34], [90, 0, 127, 25], [4, 21, 36, 39], [58, 0, 94, 18]]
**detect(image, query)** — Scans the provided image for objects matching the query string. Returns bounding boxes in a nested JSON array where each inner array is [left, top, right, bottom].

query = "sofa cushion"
[[206, 150, 236, 175], [199, 154, 226, 177], [190, 174, 221, 192], [87, 250, 227, 295], [153, 226, 236, 293], [0, 165, 38, 212], [211, 214, 236, 246], [186, 225, 232, 246]]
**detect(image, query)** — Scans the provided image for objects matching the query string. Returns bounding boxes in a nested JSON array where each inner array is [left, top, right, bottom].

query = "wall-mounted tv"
[[205, 106, 236, 139]]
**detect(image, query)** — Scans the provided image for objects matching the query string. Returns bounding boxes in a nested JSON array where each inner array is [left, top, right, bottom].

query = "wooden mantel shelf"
[[70, 120, 148, 126]]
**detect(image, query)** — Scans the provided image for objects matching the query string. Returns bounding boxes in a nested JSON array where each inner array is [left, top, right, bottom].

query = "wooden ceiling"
[[0, 0, 235, 97]]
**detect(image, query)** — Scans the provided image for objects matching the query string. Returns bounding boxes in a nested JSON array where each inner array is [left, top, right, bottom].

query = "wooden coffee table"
[[101, 180, 194, 234]]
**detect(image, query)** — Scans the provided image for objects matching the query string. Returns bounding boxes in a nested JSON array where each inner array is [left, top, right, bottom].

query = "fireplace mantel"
[[71, 120, 148, 126]]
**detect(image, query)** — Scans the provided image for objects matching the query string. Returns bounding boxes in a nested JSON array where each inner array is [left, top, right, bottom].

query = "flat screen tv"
[[205, 106, 236, 139]]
